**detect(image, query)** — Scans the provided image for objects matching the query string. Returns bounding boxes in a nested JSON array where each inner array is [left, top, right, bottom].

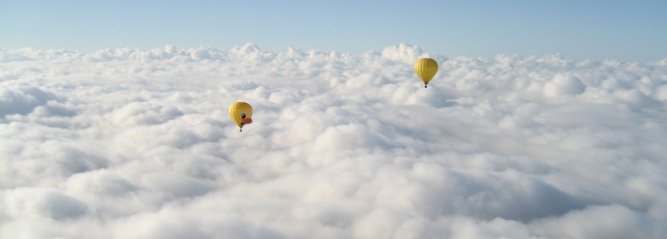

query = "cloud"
[[381, 43, 448, 64], [3, 187, 88, 220], [532, 204, 667, 239], [0, 86, 62, 117], [543, 73, 586, 97], [1, 43, 667, 238]]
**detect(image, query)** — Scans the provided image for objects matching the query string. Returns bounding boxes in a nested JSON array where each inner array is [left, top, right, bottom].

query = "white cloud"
[[532, 204, 667, 239], [543, 73, 586, 97], [3, 187, 88, 220], [1, 43, 667, 238]]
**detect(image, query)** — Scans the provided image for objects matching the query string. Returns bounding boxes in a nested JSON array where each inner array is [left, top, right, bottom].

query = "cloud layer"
[[1, 44, 667, 239]]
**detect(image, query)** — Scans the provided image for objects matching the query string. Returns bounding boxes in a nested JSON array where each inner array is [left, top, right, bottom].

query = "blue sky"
[[1, 0, 666, 62]]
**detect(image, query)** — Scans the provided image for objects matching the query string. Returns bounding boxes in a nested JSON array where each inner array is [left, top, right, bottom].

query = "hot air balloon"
[[414, 58, 438, 88], [229, 102, 253, 132]]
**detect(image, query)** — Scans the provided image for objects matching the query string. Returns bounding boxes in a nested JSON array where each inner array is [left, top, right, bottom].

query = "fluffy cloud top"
[[1, 44, 667, 239]]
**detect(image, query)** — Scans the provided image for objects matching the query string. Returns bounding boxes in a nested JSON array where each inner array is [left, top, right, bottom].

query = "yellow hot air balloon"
[[229, 102, 253, 132], [414, 58, 438, 88]]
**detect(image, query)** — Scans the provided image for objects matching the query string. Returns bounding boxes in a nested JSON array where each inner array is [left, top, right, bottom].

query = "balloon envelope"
[[229, 102, 253, 129], [414, 58, 438, 86]]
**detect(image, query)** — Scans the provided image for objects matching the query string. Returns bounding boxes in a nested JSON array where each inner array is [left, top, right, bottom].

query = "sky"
[[1, 0, 667, 62], [1, 43, 667, 238]]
